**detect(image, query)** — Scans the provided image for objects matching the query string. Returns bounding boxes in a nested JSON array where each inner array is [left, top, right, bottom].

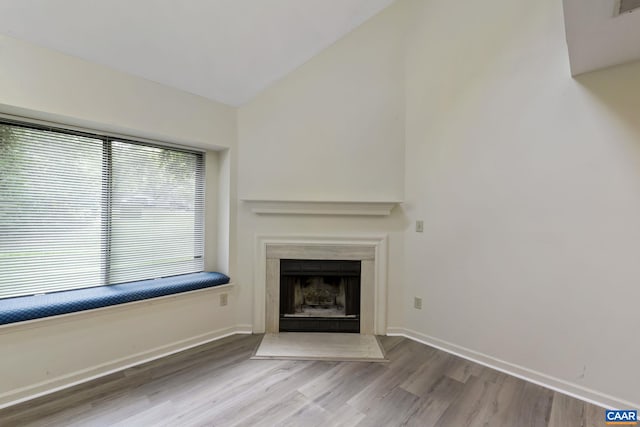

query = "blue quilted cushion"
[[0, 272, 230, 325]]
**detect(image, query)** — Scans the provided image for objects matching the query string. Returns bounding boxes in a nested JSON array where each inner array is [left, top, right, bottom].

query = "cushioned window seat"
[[0, 272, 230, 326]]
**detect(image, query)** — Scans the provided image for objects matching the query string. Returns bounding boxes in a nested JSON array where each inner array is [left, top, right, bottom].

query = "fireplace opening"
[[279, 259, 360, 333]]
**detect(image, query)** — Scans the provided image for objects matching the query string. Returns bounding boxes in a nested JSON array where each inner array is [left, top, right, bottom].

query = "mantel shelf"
[[241, 199, 401, 216]]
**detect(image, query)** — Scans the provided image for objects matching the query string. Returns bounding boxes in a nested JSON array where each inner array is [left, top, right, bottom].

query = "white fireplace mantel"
[[242, 199, 401, 216], [253, 234, 389, 335]]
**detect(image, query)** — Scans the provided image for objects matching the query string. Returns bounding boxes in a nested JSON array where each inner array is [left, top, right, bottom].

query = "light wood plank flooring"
[[0, 334, 604, 426]]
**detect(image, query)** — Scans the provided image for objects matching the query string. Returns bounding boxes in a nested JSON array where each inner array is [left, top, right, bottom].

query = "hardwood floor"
[[0, 334, 604, 426]]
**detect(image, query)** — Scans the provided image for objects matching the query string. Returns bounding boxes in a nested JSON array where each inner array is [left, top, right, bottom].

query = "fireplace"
[[279, 259, 360, 333], [258, 236, 387, 335]]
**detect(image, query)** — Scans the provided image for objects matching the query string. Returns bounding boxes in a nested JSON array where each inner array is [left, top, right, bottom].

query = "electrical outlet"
[[416, 220, 424, 232], [220, 293, 228, 306], [414, 297, 422, 310]]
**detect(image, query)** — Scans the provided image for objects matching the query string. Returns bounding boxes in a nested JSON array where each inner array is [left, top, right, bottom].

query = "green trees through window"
[[0, 122, 204, 299]]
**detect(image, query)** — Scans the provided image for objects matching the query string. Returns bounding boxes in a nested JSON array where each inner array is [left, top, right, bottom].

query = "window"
[[0, 121, 204, 299]]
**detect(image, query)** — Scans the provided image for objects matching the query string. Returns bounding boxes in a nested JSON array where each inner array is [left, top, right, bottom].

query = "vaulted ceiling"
[[1, 0, 639, 106], [0, 0, 394, 106], [563, 0, 640, 75]]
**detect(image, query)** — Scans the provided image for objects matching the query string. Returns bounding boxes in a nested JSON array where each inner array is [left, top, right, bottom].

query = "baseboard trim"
[[6, 326, 635, 411], [234, 324, 254, 334], [0, 325, 250, 410], [386, 327, 639, 411]]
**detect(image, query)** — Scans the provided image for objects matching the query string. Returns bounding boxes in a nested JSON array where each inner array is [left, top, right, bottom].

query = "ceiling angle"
[[619, 0, 640, 14]]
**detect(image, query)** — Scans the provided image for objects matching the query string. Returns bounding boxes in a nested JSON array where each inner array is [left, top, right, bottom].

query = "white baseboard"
[[234, 324, 254, 334], [0, 325, 251, 410], [386, 327, 639, 411], [7, 325, 636, 411]]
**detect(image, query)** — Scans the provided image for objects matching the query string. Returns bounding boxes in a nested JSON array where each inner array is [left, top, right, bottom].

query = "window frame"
[[0, 117, 206, 298]]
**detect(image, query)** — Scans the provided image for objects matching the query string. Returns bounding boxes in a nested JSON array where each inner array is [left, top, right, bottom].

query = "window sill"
[[0, 272, 230, 326]]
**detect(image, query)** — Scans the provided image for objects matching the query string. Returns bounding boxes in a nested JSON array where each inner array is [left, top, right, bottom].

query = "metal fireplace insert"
[[279, 259, 360, 333]]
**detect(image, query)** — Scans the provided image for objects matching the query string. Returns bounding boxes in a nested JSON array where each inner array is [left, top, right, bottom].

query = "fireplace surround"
[[254, 235, 388, 335]]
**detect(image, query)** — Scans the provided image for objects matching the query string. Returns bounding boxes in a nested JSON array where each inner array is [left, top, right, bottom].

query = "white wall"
[[0, 35, 241, 407], [403, 0, 640, 408], [0, 286, 237, 408], [0, 35, 234, 150], [236, 2, 407, 330], [237, 3, 405, 202]]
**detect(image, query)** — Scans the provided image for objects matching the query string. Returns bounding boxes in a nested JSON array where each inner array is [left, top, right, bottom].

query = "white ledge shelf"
[[242, 199, 401, 216]]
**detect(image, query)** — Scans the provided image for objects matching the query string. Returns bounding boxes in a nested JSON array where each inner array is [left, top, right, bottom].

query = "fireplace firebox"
[[279, 259, 360, 333]]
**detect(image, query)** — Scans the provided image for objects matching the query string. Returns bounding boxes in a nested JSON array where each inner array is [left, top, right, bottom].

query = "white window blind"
[[0, 122, 204, 299], [109, 140, 204, 284]]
